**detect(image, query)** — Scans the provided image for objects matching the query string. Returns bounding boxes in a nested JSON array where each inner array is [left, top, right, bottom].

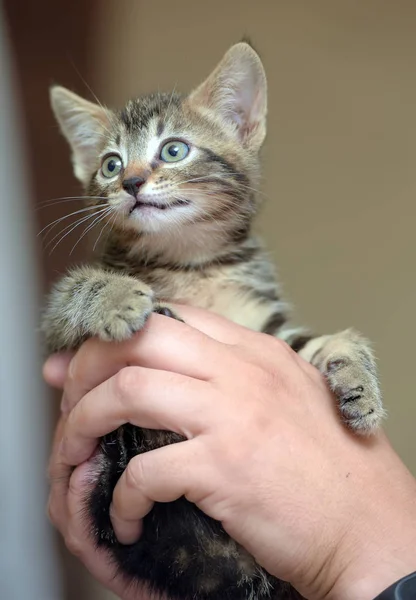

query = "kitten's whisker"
[[154, 86, 163, 116], [93, 219, 110, 252], [174, 189, 244, 208], [44, 214, 107, 255], [93, 210, 117, 252], [102, 211, 119, 249], [37, 195, 108, 209], [42, 209, 109, 249], [235, 183, 267, 196], [69, 209, 113, 256], [98, 210, 118, 250], [109, 210, 118, 235], [37, 198, 106, 211], [44, 208, 109, 253], [183, 186, 248, 201], [38, 204, 108, 237], [175, 175, 267, 197], [170, 194, 245, 238], [175, 175, 225, 185], [55, 210, 110, 258]]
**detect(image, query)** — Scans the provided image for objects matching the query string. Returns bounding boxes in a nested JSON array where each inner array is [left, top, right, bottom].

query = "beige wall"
[[93, 0, 416, 471]]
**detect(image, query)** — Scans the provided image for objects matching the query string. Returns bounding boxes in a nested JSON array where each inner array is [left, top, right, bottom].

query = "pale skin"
[[45, 306, 416, 600]]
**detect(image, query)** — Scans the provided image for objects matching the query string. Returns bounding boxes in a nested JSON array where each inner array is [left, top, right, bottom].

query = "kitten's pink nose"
[[123, 176, 145, 198]]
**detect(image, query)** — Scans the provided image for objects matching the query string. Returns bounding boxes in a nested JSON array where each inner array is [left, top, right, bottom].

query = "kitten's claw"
[[154, 305, 184, 322]]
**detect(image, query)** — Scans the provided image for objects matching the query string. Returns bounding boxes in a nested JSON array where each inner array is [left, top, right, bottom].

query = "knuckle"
[[47, 497, 59, 525], [124, 455, 146, 493], [47, 460, 71, 491], [67, 338, 97, 385], [67, 469, 83, 498], [64, 530, 84, 557], [113, 366, 142, 403], [46, 461, 56, 482], [112, 367, 146, 414], [247, 362, 277, 390], [262, 368, 280, 391], [66, 353, 84, 387], [269, 335, 293, 356]]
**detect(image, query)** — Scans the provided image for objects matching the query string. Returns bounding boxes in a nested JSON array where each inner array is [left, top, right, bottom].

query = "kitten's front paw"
[[93, 279, 154, 342], [325, 353, 384, 434]]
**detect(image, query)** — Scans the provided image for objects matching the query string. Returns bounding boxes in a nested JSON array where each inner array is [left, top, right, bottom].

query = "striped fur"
[[43, 43, 384, 600]]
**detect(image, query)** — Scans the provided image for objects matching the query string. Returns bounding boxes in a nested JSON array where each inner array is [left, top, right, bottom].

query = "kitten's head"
[[51, 42, 267, 248]]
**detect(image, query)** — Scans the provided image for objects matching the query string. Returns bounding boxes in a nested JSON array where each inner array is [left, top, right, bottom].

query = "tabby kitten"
[[43, 42, 384, 600]]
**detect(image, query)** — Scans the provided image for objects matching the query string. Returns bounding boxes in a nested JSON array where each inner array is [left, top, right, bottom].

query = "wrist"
[[324, 497, 416, 599], [302, 454, 416, 600], [331, 552, 416, 600]]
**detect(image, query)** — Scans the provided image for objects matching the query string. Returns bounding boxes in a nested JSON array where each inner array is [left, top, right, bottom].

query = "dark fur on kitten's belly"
[[89, 425, 304, 600]]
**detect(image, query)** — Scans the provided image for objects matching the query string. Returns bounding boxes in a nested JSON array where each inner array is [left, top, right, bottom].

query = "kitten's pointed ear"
[[50, 86, 113, 183], [188, 42, 267, 149]]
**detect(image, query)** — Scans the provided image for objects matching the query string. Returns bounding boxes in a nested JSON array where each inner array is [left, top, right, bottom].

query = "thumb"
[[43, 352, 74, 389]]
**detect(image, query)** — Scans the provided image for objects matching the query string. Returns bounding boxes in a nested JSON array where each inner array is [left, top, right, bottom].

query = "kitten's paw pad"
[[95, 280, 154, 342], [325, 359, 384, 434]]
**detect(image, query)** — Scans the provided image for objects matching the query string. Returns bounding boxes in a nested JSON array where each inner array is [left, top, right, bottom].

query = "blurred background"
[[1, 1, 416, 598]]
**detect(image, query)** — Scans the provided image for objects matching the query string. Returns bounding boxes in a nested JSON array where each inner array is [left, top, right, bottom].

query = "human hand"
[[46, 356, 161, 600], [45, 307, 416, 600]]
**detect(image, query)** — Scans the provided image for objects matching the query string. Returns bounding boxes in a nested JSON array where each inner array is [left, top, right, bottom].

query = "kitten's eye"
[[160, 140, 189, 163], [101, 155, 123, 178]]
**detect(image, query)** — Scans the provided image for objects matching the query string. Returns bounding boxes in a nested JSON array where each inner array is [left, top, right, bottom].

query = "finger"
[[61, 367, 211, 465], [65, 461, 154, 600], [64, 313, 234, 412], [172, 304, 305, 372], [65, 462, 118, 572], [110, 440, 209, 544], [169, 303, 254, 345], [43, 352, 74, 389], [47, 459, 71, 530], [47, 417, 71, 530]]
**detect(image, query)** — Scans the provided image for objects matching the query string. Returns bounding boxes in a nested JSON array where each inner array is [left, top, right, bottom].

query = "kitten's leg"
[[279, 328, 384, 434], [42, 265, 155, 352]]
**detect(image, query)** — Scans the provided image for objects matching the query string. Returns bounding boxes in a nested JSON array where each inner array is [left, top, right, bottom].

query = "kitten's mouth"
[[129, 198, 189, 214]]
